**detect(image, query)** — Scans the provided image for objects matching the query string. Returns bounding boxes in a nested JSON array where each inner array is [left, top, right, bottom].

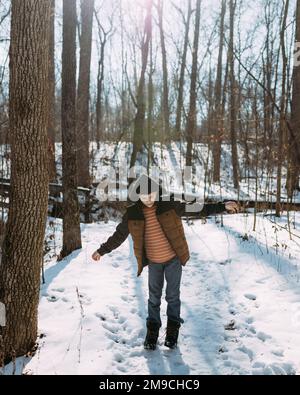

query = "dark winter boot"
[[164, 320, 181, 349], [144, 321, 160, 350]]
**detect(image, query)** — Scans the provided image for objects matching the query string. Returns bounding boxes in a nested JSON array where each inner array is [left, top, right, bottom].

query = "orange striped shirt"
[[142, 204, 176, 264]]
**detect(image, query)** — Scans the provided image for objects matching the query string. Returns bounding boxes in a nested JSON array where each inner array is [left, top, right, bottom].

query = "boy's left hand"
[[225, 201, 240, 214]]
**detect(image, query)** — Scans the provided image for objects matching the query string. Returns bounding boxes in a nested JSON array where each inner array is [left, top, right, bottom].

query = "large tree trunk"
[[48, 0, 56, 182], [60, 0, 82, 258], [77, 0, 95, 188], [0, 0, 51, 364], [288, 0, 300, 194], [185, 0, 201, 167], [228, 0, 239, 190]]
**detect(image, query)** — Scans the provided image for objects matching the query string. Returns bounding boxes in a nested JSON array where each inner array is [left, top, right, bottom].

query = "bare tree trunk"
[[263, 1, 275, 147], [186, 0, 201, 167], [130, 0, 152, 170], [261, 1, 277, 184], [213, 0, 226, 182], [175, 0, 192, 141], [77, 0, 94, 188], [157, 0, 170, 140], [288, 0, 300, 194], [95, 10, 108, 150], [0, 0, 51, 364], [48, 0, 56, 182], [96, 45, 105, 149], [228, 0, 239, 189], [147, 35, 154, 173], [253, 85, 259, 232], [60, 0, 82, 258], [276, 0, 289, 217]]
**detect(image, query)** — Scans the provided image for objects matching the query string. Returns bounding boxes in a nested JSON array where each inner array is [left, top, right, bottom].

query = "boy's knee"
[[148, 291, 162, 304], [165, 292, 180, 303]]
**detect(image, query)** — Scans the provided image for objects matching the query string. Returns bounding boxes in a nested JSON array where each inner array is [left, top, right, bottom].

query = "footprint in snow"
[[52, 287, 65, 293], [255, 276, 271, 284], [47, 295, 58, 303], [102, 322, 120, 334], [218, 345, 228, 354], [237, 345, 254, 361], [62, 297, 69, 303], [271, 349, 285, 357], [257, 331, 272, 342], [247, 326, 257, 335], [112, 262, 119, 268], [129, 350, 144, 358], [121, 295, 134, 302], [228, 307, 237, 316], [120, 279, 129, 288], [95, 312, 107, 321], [116, 365, 127, 373], [244, 293, 257, 301], [46, 288, 67, 302], [106, 305, 129, 326], [252, 361, 296, 375], [271, 350, 284, 357], [105, 331, 126, 345], [108, 305, 119, 315], [224, 320, 236, 331], [77, 292, 92, 305], [218, 259, 232, 266]]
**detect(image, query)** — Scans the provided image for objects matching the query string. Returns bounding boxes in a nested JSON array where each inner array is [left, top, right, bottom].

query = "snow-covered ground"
[[3, 211, 300, 375], [1, 142, 300, 375]]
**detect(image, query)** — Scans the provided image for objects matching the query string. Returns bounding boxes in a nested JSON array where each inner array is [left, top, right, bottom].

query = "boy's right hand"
[[92, 251, 101, 262]]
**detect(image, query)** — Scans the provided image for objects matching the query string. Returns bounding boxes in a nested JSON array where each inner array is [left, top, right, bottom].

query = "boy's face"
[[140, 191, 158, 207]]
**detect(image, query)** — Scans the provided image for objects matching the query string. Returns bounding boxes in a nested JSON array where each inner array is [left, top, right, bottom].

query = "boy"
[[92, 175, 239, 350]]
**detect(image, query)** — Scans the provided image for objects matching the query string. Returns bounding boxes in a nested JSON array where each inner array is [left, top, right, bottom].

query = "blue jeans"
[[147, 255, 184, 327]]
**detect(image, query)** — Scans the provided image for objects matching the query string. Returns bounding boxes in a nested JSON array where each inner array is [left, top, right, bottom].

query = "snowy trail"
[[4, 214, 300, 375]]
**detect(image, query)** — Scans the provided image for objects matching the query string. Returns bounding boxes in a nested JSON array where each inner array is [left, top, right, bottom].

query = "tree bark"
[[94, 8, 112, 149], [147, 35, 154, 172], [185, 0, 201, 167], [0, 0, 51, 364], [175, 0, 192, 141], [95, 23, 106, 149], [60, 0, 82, 258], [228, 0, 239, 189], [130, 0, 152, 170], [48, 0, 56, 182], [157, 0, 170, 139], [77, 0, 95, 188], [288, 0, 300, 194], [276, 0, 289, 217], [213, 0, 226, 182]]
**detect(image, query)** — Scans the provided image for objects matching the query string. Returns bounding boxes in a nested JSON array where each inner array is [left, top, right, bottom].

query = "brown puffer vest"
[[127, 200, 190, 276], [97, 196, 225, 277]]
